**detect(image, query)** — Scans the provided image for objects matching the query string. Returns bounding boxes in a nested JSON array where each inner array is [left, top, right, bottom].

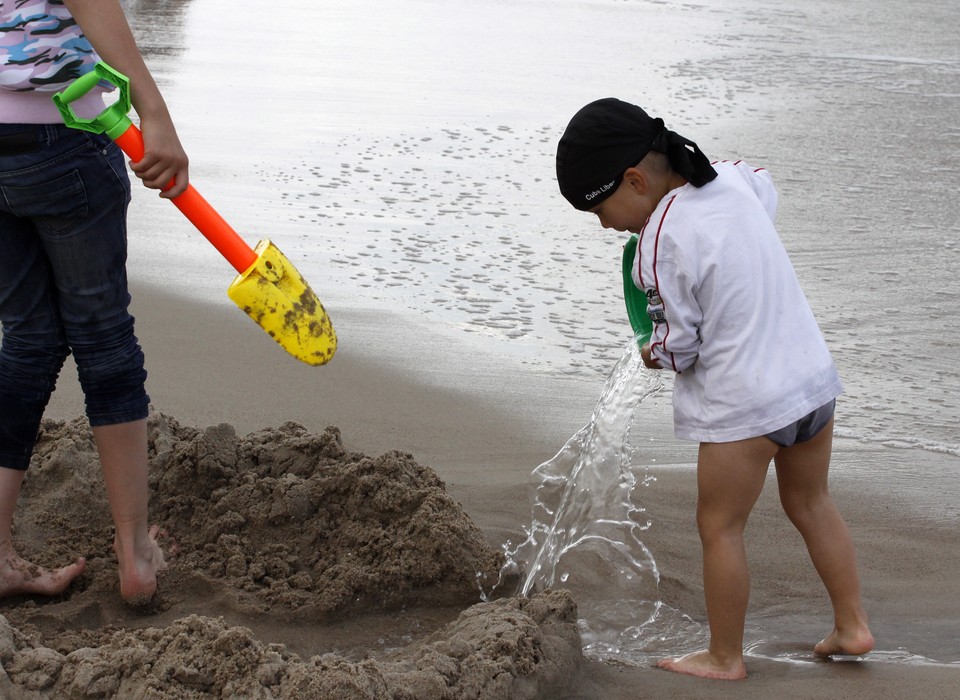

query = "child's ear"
[[622, 167, 649, 195]]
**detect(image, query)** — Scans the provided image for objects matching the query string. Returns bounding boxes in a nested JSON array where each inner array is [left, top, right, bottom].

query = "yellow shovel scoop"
[[53, 62, 336, 366]]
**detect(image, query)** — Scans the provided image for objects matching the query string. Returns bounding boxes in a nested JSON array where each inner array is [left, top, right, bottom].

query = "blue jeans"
[[0, 123, 149, 470]]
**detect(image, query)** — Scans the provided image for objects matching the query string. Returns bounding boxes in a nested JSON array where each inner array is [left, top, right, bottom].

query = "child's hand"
[[129, 115, 189, 199], [641, 343, 662, 369], [62, 0, 189, 198]]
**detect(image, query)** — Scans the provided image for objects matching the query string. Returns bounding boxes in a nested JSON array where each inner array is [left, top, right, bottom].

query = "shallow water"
[[499, 338, 960, 667], [123, 0, 960, 461]]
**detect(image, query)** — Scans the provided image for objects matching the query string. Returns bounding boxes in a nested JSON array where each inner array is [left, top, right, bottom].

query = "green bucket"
[[622, 234, 653, 347]]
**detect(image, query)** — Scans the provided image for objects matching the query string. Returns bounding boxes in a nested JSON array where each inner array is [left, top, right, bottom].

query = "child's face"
[[588, 174, 656, 234]]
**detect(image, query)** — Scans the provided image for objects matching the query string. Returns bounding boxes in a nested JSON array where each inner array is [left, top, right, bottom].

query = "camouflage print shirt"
[[0, 0, 99, 93], [0, 0, 106, 122]]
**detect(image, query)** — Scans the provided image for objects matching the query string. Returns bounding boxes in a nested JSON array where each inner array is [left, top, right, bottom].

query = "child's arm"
[[641, 254, 703, 373], [63, 0, 189, 198]]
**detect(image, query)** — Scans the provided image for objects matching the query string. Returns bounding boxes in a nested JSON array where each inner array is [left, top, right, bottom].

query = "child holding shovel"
[[0, 0, 187, 604], [555, 97, 873, 679]]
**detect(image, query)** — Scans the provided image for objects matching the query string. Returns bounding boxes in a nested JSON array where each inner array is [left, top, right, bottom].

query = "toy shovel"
[[53, 62, 336, 366]]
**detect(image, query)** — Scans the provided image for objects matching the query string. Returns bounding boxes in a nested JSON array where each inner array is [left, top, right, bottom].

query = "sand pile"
[[0, 414, 581, 699]]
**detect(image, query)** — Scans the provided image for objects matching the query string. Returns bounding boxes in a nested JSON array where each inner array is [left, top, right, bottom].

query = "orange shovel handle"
[[114, 124, 257, 274]]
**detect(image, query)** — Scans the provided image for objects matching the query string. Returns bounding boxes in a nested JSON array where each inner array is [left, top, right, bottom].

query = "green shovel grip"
[[52, 61, 133, 140]]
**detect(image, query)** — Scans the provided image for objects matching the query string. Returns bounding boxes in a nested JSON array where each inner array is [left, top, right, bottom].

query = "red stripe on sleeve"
[[649, 195, 679, 371]]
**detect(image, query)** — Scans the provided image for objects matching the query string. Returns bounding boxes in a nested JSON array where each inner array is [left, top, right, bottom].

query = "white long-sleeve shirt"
[[632, 160, 842, 443]]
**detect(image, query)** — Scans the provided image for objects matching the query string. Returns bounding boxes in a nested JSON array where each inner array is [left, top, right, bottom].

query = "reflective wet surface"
[[118, 0, 960, 669]]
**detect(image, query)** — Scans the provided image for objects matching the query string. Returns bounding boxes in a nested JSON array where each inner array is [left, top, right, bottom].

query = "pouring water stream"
[[485, 339, 707, 663]]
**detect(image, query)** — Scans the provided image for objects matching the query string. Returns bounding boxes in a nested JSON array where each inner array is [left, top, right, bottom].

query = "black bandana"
[[556, 98, 717, 211]]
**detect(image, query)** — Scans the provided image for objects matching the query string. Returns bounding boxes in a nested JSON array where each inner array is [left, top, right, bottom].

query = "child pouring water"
[[555, 98, 874, 680]]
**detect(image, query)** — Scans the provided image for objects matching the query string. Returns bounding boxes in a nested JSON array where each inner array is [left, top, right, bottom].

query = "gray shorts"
[[764, 400, 835, 447]]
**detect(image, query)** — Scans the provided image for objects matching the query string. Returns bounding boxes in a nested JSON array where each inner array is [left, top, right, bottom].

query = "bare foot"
[[657, 650, 747, 680], [0, 553, 86, 598], [814, 625, 875, 657], [114, 525, 175, 607]]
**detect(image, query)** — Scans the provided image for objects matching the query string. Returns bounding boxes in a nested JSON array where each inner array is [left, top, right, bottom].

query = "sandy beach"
[[0, 285, 947, 698], [3, 0, 959, 696]]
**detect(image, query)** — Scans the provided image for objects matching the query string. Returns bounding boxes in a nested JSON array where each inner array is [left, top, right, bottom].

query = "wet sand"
[[5, 286, 952, 698]]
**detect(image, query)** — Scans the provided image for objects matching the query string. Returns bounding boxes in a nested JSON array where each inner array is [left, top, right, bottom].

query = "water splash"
[[494, 340, 683, 661]]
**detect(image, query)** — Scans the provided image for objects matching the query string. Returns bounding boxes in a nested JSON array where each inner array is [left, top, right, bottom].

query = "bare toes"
[[0, 556, 86, 598]]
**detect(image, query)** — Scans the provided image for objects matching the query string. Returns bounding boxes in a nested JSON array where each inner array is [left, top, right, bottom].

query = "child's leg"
[[93, 419, 169, 605], [773, 418, 874, 656], [658, 436, 777, 680]]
